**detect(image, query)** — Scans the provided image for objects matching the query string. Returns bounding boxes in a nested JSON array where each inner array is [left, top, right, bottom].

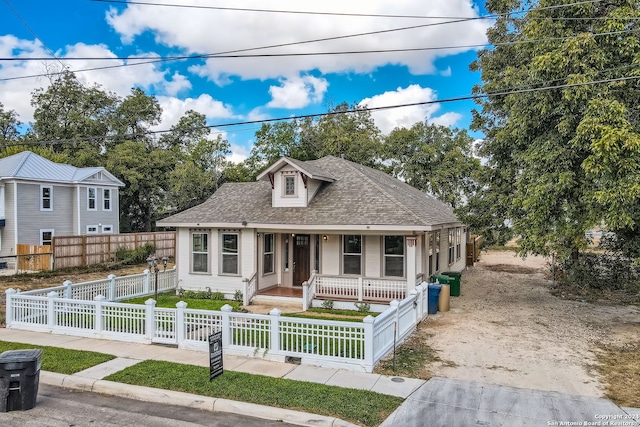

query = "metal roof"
[[0, 151, 124, 186]]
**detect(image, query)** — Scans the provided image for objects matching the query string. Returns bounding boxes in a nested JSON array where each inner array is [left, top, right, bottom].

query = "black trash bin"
[[0, 349, 43, 411]]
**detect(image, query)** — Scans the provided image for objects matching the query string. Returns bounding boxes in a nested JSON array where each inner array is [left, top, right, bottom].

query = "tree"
[[30, 71, 118, 165], [109, 88, 161, 146], [470, 0, 640, 260], [0, 102, 21, 144], [383, 123, 480, 209]]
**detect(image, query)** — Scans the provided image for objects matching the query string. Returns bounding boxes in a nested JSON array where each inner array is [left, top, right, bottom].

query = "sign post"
[[208, 331, 223, 380]]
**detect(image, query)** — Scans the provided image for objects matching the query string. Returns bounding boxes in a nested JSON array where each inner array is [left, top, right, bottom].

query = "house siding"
[[273, 165, 307, 207], [79, 186, 120, 233], [416, 234, 423, 276], [306, 179, 322, 203], [16, 183, 75, 246], [0, 183, 16, 257], [321, 235, 340, 275], [365, 235, 381, 277]]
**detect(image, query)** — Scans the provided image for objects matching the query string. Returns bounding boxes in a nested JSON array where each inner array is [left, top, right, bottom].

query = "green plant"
[[233, 290, 243, 303], [321, 300, 334, 309], [114, 243, 156, 265], [354, 302, 370, 313], [211, 290, 225, 300]]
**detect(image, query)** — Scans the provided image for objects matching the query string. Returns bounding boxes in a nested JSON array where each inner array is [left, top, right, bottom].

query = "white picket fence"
[[4, 268, 431, 372]]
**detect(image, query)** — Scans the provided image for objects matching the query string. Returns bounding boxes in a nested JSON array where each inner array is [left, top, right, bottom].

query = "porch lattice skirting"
[[5, 269, 430, 372]]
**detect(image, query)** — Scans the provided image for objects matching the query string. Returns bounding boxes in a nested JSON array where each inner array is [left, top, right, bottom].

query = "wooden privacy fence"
[[52, 232, 176, 270], [466, 234, 483, 267], [16, 244, 53, 271]]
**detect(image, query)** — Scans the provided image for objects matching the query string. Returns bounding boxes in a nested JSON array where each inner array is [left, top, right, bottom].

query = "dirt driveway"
[[423, 250, 639, 397]]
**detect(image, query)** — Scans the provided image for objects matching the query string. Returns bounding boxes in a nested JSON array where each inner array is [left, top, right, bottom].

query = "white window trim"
[[383, 235, 405, 278], [86, 225, 99, 234], [282, 173, 297, 198], [220, 232, 240, 276], [263, 233, 275, 275], [342, 234, 363, 276], [101, 224, 113, 234], [448, 228, 455, 266], [40, 229, 54, 246], [40, 185, 53, 211], [191, 232, 210, 274], [103, 188, 112, 211], [87, 187, 97, 211]]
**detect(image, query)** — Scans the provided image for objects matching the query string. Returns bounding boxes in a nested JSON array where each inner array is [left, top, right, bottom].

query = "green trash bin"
[[430, 274, 450, 286], [441, 272, 461, 297]]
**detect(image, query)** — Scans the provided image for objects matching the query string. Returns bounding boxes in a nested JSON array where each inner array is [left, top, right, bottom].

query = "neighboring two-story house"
[[0, 151, 124, 258], [157, 155, 466, 304]]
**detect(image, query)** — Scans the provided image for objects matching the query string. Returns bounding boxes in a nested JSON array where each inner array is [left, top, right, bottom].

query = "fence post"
[[63, 280, 73, 299], [390, 299, 400, 333], [145, 299, 156, 341], [5, 289, 16, 327], [363, 315, 375, 372], [242, 278, 249, 307], [108, 274, 116, 301], [220, 304, 233, 348], [143, 269, 151, 294], [47, 291, 57, 331], [94, 295, 105, 334], [409, 288, 418, 325], [269, 308, 281, 356], [176, 301, 187, 346], [302, 281, 309, 311], [357, 277, 363, 301]]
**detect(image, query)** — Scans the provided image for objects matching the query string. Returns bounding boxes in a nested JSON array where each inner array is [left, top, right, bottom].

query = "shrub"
[[233, 290, 243, 303], [354, 302, 371, 313], [115, 243, 156, 265], [321, 300, 334, 309]]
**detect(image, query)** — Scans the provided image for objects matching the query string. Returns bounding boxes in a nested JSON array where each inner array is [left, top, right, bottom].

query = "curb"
[[40, 371, 359, 427]]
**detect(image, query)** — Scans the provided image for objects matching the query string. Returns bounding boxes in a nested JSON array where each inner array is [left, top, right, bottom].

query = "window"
[[41, 186, 53, 211], [284, 175, 295, 196], [87, 225, 98, 234], [263, 233, 274, 275], [284, 237, 289, 270], [103, 189, 111, 211], [314, 235, 320, 272], [456, 228, 462, 260], [40, 229, 54, 246], [448, 229, 455, 265], [343, 235, 362, 275], [101, 224, 113, 234], [435, 231, 441, 272], [87, 187, 97, 211], [384, 236, 404, 277], [221, 233, 239, 275], [192, 233, 208, 273]]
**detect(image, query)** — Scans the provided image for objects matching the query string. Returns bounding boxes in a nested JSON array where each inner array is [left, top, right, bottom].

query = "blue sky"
[[1, 0, 490, 161]]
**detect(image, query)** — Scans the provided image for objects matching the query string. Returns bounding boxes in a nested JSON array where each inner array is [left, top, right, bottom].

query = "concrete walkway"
[[0, 328, 424, 426]]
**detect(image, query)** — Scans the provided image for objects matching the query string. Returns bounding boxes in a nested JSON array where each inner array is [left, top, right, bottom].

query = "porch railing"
[[242, 272, 257, 306], [314, 274, 406, 302]]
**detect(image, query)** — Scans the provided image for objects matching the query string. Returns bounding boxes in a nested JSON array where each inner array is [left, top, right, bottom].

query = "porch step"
[[251, 295, 303, 305]]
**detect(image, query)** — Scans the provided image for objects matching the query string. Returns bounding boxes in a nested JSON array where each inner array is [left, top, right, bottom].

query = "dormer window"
[[284, 175, 296, 196]]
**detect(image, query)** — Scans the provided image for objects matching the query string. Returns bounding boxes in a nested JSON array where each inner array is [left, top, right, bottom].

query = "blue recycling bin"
[[427, 283, 442, 314]]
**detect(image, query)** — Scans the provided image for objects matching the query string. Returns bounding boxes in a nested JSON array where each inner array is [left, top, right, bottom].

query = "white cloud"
[[227, 143, 249, 163], [267, 75, 328, 109], [107, 0, 489, 82], [360, 84, 460, 134], [155, 94, 235, 130], [164, 72, 192, 96]]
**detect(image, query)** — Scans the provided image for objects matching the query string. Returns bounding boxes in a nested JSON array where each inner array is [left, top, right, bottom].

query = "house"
[[0, 151, 124, 259], [158, 155, 466, 304]]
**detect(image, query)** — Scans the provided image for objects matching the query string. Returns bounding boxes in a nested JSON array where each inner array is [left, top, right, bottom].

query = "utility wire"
[[2, 72, 638, 149], [2, 26, 637, 82]]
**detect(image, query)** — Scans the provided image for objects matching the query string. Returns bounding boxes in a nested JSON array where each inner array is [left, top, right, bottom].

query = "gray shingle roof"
[[158, 156, 461, 229], [0, 151, 124, 186]]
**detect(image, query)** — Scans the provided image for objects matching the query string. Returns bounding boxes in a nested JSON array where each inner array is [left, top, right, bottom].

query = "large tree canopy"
[[469, 0, 640, 259]]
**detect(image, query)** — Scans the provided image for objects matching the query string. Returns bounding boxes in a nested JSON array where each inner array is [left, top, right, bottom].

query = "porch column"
[[406, 236, 417, 293]]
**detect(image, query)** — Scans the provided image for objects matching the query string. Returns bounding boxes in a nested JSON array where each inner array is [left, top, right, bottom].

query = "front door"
[[293, 234, 310, 286]]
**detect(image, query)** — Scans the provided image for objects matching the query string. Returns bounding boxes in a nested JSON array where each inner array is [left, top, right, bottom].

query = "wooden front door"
[[293, 234, 310, 286]]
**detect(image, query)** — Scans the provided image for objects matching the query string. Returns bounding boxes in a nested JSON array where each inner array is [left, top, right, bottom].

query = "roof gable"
[[256, 157, 335, 183], [0, 151, 124, 186]]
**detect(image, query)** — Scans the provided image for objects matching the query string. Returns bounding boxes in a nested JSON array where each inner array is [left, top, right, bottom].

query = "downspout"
[[13, 182, 18, 253]]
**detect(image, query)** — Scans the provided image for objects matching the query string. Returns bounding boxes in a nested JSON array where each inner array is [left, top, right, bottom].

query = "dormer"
[[257, 157, 335, 207]]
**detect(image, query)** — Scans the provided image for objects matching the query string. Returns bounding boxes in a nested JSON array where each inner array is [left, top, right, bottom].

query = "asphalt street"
[[0, 384, 298, 427]]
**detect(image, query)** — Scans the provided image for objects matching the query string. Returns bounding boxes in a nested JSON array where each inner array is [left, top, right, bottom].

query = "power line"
[[2, 26, 637, 82], [3, 72, 638, 149]]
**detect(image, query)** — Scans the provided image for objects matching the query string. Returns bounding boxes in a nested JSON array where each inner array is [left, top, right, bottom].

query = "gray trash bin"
[[0, 349, 43, 411]]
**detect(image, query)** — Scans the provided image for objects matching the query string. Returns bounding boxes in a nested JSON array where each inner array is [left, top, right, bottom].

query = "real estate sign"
[[209, 331, 223, 380]]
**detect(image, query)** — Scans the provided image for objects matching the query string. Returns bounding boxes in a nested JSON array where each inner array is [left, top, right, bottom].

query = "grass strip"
[[121, 293, 241, 311], [106, 359, 402, 427], [0, 340, 115, 375], [594, 342, 640, 408]]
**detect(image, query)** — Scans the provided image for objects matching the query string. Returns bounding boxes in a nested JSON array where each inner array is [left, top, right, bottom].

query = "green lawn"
[[121, 292, 242, 311], [106, 359, 402, 426], [0, 341, 115, 375]]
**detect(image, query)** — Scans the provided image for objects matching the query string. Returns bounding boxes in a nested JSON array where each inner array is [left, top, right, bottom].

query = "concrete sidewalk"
[[0, 328, 424, 426]]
